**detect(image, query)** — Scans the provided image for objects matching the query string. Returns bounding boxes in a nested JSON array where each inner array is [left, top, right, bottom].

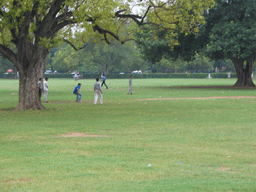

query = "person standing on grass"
[[101, 74, 108, 89], [94, 78, 103, 104], [73, 83, 82, 102], [127, 75, 133, 95], [43, 77, 49, 103], [74, 73, 78, 81], [38, 78, 43, 102]]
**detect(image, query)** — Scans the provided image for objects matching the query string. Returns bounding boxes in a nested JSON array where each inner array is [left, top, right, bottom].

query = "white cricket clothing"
[[44, 81, 48, 91], [94, 90, 103, 104], [44, 90, 48, 101], [43, 81, 48, 101]]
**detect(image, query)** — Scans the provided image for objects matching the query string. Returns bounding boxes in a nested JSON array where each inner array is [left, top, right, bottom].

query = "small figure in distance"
[[73, 83, 82, 102], [94, 78, 103, 104], [74, 72, 78, 81], [127, 75, 133, 95], [38, 78, 43, 102], [101, 74, 108, 89], [43, 77, 49, 103]]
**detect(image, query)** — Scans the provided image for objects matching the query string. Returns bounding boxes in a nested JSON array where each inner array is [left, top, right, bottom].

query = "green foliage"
[[0, 0, 215, 53], [202, 0, 256, 60], [186, 53, 214, 72], [136, 26, 212, 68], [50, 41, 148, 73]]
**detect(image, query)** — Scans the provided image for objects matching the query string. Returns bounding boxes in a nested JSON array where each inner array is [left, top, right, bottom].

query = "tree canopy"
[[200, 0, 256, 87]]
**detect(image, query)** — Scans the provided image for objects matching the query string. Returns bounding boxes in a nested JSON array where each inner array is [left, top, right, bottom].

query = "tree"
[[50, 41, 148, 73], [201, 0, 256, 87], [156, 56, 187, 73], [0, 0, 215, 110], [186, 53, 213, 72], [136, 27, 207, 66]]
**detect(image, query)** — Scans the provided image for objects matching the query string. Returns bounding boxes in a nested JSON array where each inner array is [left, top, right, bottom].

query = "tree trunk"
[[15, 46, 48, 110], [230, 57, 255, 87], [104, 64, 109, 75]]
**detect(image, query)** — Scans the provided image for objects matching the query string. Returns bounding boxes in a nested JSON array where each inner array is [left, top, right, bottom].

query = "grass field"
[[1, 78, 256, 191]]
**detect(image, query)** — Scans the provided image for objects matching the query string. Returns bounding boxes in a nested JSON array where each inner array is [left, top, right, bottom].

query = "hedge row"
[[0, 73, 15, 79], [0, 72, 238, 79]]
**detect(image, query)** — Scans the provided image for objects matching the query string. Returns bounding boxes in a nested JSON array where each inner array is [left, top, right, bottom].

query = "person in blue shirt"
[[73, 83, 82, 102], [101, 74, 108, 89]]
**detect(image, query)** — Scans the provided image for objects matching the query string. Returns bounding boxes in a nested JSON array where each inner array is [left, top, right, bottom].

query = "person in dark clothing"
[[38, 78, 43, 102], [101, 74, 108, 89]]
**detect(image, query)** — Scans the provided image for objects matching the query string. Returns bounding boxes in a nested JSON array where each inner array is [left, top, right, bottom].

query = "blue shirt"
[[73, 85, 80, 94], [102, 76, 106, 81]]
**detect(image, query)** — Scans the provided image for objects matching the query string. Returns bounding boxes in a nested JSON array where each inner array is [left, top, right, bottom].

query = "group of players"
[[73, 74, 134, 104], [38, 74, 133, 104]]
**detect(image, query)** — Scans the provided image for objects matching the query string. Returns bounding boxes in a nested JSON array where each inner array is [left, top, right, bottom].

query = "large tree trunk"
[[15, 45, 48, 110], [230, 57, 255, 87]]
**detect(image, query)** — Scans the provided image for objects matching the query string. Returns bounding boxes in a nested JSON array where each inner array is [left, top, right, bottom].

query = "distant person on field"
[[101, 74, 108, 89], [38, 78, 43, 102], [73, 83, 82, 102], [127, 75, 133, 95], [74, 73, 78, 81], [43, 78, 49, 103], [94, 78, 103, 104]]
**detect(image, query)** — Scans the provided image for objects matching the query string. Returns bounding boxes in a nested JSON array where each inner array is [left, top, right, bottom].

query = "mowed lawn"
[[0, 78, 256, 191]]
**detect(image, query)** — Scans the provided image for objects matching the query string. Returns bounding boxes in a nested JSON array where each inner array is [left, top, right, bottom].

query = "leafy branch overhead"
[[0, 0, 215, 54]]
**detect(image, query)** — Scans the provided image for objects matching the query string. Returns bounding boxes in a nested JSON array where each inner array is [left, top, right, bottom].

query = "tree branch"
[[37, 0, 66, 36], [93, 24, 120, 43], [0, 45, 18, 67], [46, 19, 76, 38], [115, 9, 152, 26], [63, 39, 89, 51]]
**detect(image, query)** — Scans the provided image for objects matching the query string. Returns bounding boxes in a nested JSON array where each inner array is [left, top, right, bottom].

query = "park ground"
[[0, 78, 256, 191]]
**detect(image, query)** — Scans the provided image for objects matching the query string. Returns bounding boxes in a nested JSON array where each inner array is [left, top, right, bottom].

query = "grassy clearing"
[[0, 78, 256, 191]]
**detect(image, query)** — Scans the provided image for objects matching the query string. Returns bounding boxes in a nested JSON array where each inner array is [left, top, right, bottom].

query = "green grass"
[[1, 78, 256, 191]]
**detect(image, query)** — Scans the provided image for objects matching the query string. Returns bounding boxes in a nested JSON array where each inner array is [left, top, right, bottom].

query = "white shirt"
[[44, 81, 48, 91]]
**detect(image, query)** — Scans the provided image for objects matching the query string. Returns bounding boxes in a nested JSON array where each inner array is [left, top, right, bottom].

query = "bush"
[[211, 73, 237, 78], [0, 73, 15, 79], [43, 74, 73, 78], [0, 72, 238, 79]]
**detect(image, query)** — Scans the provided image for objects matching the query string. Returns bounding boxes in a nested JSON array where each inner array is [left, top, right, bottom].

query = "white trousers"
[[44, 90, 48, 101], [128, 86, 133, 94], [94, 90, 103, 104]]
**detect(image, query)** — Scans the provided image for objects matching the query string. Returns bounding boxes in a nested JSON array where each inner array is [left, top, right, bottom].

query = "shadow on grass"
[[0, 107, 16, 111], [153, 85, 256, 89]]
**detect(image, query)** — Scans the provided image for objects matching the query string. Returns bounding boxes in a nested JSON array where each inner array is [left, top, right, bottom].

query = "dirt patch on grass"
[[161, 86, 256, 89], [3, 178, 32, 184], [216, 167, 230, 171], [59, 132, 113, 138], [137, 96, 256, 101]]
